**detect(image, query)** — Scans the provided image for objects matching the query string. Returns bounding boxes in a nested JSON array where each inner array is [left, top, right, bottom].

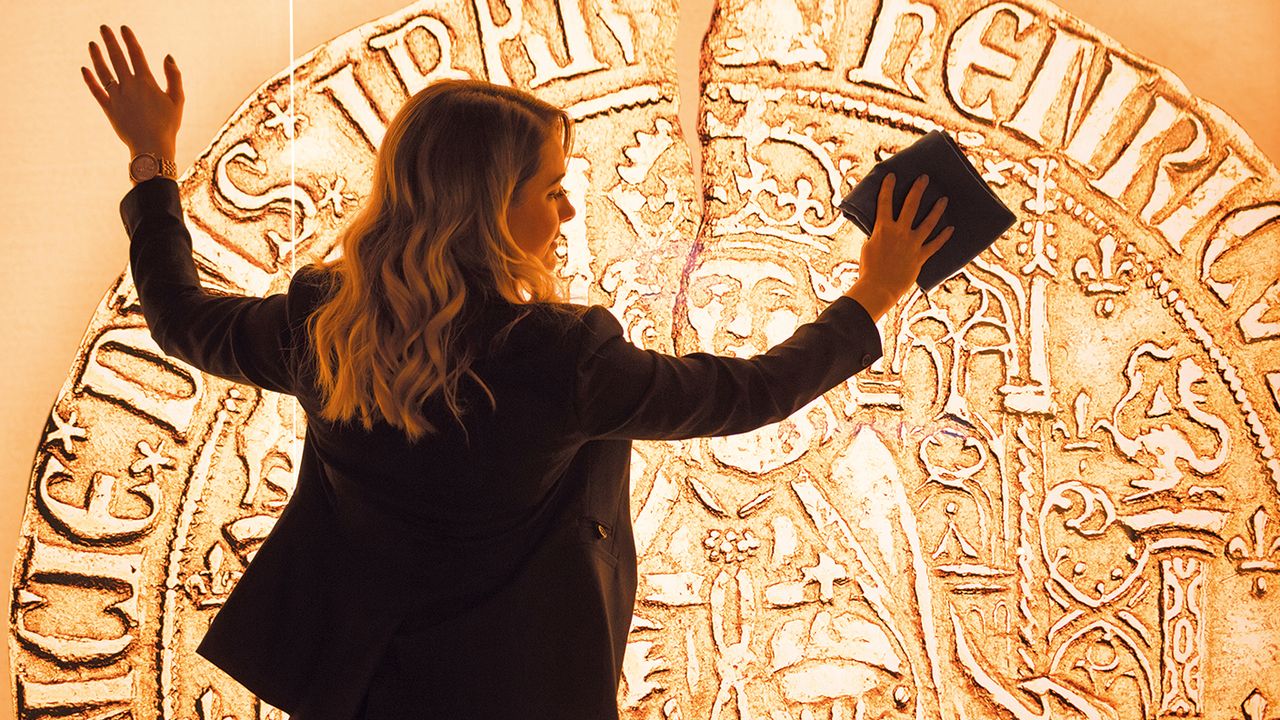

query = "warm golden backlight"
[[12, 0, 1280, 717]]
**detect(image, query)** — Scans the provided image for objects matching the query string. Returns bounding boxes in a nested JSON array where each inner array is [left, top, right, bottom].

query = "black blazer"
[[120, 177, 884, 719]]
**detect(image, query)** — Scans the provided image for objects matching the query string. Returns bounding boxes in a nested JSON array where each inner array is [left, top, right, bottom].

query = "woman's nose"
[[559, 196, 576, 223]]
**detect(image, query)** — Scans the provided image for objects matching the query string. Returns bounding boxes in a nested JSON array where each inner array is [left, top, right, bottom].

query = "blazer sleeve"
[[120, 177, 310, 396], [570, 295, 883, 441]]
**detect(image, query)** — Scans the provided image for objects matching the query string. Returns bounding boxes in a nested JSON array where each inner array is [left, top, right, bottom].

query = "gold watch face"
[[12, 0, 1280, 718], [130, 154, 159, 179]]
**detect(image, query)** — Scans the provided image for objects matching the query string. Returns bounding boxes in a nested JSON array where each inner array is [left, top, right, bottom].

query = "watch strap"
[[130, 152, 178, 182]]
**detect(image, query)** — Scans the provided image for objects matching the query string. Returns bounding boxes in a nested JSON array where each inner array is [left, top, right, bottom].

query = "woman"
[[83, 24, 950, 720]]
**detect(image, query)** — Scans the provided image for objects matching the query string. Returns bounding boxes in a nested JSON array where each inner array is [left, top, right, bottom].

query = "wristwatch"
[[129, 152, 178, 183]]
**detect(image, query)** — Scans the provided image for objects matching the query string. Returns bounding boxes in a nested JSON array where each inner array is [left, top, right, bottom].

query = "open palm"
[[80, 24, 184, 156]]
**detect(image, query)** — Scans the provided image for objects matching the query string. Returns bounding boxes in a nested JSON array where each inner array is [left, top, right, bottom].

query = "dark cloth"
[[838, 129, 1016, 293], [120, 177, 884, 719]]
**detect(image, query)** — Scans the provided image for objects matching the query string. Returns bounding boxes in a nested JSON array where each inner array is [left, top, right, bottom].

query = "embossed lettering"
[[1091, 95, 1181, 200], [1153, 147, 1256, 254], [1062, 54, 1143, 172], [847, 0, 939, 100], [1200, 203, 1280, 305], [18, 672, 134, 713], [15, 537, 143, 662], [945, 2, 1034, 122], [316, 62, 388, 149], [1006, 25, 1097, 148], [77, 326, 204, 435], [368, 14, 469, 95], [37, 454, 160, 543], [473, 0, 612, 87]]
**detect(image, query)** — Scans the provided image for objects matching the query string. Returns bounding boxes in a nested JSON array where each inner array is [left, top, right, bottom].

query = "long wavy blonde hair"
[[306, 79, 574, 441]]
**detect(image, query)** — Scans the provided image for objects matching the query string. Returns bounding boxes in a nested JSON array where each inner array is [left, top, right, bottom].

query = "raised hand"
[[81, 24, 184, 159], [845, 173, 952, 320]]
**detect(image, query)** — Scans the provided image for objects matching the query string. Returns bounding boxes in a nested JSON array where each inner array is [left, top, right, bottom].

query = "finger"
[[88, 41, 116, 90], [914, 195, 948, 237], [99, 25, 133, 80], [81, 66, 110, 110], [164, 55, 184, 105], [120, 25, 154, 83], [924, 226, 954, 257], [876, 172, 896, 221], [898, 174, 929, 225]]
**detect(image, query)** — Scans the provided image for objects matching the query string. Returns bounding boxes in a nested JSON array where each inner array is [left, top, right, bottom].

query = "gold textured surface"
[[10, 0, 1280, 717]]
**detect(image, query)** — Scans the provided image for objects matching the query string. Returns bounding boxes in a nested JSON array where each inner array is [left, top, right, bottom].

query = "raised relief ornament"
[[12, 0, 1280, 718]]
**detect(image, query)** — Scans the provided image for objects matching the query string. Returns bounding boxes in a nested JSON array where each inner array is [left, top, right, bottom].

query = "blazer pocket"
[[576, 515, 618, 568]]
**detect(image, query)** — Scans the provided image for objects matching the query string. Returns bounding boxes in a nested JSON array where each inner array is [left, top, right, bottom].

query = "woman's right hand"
[[845, 173, 952, 321]]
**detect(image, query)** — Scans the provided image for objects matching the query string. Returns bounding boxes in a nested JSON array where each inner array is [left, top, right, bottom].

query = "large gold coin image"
[[11, 0, 1280, 718]]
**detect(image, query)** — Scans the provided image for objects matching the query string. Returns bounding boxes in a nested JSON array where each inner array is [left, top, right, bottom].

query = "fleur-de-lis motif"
[[1225, 507, 1280, 596], [1073, 232, 1136, 316], [182, 542, 243, 608], [1227, 507, 1280, 568], [1050, 390, 1102, 450]]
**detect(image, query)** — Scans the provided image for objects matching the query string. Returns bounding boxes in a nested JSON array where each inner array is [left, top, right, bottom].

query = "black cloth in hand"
[[838, 129, 1016, 293]]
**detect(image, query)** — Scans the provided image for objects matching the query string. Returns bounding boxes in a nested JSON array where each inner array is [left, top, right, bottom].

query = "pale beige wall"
[[1, 0, 1276, 716]]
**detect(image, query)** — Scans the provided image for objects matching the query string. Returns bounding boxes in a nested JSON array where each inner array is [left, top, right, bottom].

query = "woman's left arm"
[[83, 25, 300, 395]]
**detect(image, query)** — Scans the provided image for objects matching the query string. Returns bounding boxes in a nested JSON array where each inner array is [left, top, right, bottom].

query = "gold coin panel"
[[12, 0, 1280, 718]]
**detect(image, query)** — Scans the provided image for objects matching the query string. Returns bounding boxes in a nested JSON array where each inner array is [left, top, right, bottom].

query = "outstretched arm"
[[571, 173, 953, 442], [84, 24, 302, 395], [119, 178, 302, 395], [571, 296, 884, 442]]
